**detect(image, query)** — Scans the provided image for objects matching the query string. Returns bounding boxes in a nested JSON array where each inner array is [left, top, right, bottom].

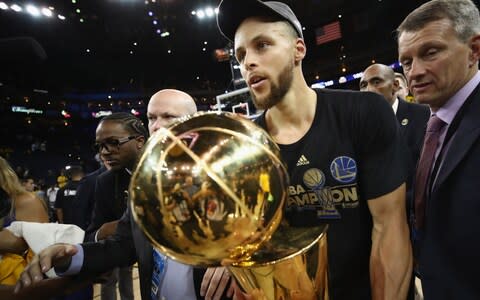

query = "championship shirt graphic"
[[303, 168, 325, 189], [330, 156, 357, 183]]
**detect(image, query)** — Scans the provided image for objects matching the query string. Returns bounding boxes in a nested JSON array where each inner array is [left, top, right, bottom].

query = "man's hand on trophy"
[[232, 286, 268, 300], [14, 243, 78, 293], [200, 266, 235, 300]]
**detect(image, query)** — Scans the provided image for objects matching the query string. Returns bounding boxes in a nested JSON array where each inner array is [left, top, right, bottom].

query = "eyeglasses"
[[94, 136, 138, 152]]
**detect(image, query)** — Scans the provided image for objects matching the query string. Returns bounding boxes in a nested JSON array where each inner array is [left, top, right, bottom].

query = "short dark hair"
[[397, 0, 480, 42], [100, 112, 149, 139], [66, 166, 83, 179]]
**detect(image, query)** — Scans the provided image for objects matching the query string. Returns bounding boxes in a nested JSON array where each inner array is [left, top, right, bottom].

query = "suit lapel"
[[396, 99, 412, 130], [433, 87, 480, 191], [396, 98, 406, 123]]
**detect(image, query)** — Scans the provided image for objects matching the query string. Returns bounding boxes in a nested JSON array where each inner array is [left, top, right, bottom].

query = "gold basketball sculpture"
[[130, 112, 328, 299]]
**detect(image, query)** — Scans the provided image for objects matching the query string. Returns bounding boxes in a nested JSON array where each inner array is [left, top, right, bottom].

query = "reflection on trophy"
[[130, 112, 328, 299]]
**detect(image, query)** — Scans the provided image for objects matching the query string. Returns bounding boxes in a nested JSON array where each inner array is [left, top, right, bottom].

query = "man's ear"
[[468, 34, 480, 68], [392, 79, 400, 95], [294, 38, 306, 62], [137, 136, 146, 149]]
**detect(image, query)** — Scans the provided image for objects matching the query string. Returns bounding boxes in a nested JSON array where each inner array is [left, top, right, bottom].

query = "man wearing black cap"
[[217, 1, 412, 299]]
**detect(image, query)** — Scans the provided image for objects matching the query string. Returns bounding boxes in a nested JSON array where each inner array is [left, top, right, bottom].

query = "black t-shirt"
[[256, 88, 407, 300], [54, 180, 81, 224]]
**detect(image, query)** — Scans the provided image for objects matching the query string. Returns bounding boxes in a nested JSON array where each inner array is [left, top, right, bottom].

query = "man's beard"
[[250, 60, 294, 110]]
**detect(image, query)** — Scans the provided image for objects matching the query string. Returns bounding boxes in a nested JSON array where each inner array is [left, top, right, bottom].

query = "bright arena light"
[[194, 7, 218, 20], [205, 7, 214, 17], [58, 14, 65, 20], [0, 2, 8, 10], [41, 7, 53, 17], [11, 4, 22, 12], [26, 4, 40, 17]]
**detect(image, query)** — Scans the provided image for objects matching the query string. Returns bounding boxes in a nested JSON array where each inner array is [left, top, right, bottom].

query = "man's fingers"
[[14, 243, 78, 294], [205, 267, 228, 300], [213, 269, 231, 300], [227, 278, 236, 297], [45, 244, 78, 271], [14, 256, 39, 293], [13, 280, 22, 294], [200, 267, 216, 296]]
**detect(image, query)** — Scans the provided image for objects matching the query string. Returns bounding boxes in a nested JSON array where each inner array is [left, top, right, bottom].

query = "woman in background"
[[0, 156, 48, 285]]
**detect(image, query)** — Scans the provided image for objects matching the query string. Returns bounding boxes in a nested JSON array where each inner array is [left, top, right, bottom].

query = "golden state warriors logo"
[[303, 168, 325, 190], [330, 156, 357, 183]]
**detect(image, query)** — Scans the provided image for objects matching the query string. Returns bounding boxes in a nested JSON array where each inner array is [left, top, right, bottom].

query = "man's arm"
[[56, 209, 64, 224], [0, 229, 28, 254], [368, 183, 412, 300], [95, 220, 119, 241], [84, 176, 110, 241]]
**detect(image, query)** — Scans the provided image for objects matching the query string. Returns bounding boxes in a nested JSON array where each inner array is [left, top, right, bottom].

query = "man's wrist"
[[55, 244, 84, 276]]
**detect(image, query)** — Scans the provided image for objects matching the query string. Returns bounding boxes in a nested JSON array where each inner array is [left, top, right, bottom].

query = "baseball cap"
[[217, 0, 303, 41]]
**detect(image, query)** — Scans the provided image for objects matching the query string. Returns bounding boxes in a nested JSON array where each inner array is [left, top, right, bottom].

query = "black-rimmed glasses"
[[94, 136, 138, 152]]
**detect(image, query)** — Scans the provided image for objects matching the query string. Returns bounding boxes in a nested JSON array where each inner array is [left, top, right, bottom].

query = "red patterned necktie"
[[414, 115, 446, 229]]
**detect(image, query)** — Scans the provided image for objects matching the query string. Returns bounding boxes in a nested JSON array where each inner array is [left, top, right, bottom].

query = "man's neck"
[[265, 78, 317, 145]]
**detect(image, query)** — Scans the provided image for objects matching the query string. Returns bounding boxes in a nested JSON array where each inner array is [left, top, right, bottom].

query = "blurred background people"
[[0, 156, 48, 285]]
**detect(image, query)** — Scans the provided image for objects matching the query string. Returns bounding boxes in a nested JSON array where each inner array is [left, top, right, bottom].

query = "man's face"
[[95, 121, 143, 171], [398, 19, 478, 111], [234, 18, 296, 110], [359, 66, 398, 104], [147, 98, 186, 134]]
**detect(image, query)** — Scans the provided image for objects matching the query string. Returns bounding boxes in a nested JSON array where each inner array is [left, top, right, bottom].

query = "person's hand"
[[232, 284, 267, 300], [200, 267, 234, 300], [13, 243, 78, 294], [97, 220, 119, 240]]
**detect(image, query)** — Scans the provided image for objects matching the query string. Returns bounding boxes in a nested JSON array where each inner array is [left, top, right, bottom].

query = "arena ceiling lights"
[[191, 7, 218, 20], [0, 2, 66, 20]]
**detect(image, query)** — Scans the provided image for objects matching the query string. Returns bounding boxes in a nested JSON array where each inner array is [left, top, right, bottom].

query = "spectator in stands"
[[46, 183, 59, 222], [20, 177, 35, 193], [0, 157, 48, 225], [55, 166, 84, 224], [57, 169, 68, 188], [0, 156, 48, 285]]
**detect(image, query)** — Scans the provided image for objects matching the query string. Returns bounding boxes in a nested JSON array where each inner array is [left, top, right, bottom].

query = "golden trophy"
[[130, 112, 328, 299]]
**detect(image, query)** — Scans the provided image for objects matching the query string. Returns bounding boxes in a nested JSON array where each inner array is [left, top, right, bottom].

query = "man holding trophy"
[[14, 1, 412, 300]]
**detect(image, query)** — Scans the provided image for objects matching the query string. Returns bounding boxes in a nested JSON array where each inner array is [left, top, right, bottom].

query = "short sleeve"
[[352, 92, 408, 200]]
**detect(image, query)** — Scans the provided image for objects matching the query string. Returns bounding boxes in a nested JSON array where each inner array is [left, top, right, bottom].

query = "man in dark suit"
[[71, 165, 107, 231], [360, 63, 429, 169], [397, 0, 480, 298], [16, 90, 233, 300]]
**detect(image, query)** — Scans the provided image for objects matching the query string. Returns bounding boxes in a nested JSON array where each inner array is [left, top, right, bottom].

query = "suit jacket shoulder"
[[396, 98, 429, 124], [396, 99, 429, 166]]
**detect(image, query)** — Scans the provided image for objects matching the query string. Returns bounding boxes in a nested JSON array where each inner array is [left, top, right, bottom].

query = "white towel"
[[6, 221, 84, 278]]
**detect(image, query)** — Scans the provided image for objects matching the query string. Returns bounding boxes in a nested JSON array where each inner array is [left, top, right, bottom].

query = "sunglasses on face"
[[94, 135, 138, 152]]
